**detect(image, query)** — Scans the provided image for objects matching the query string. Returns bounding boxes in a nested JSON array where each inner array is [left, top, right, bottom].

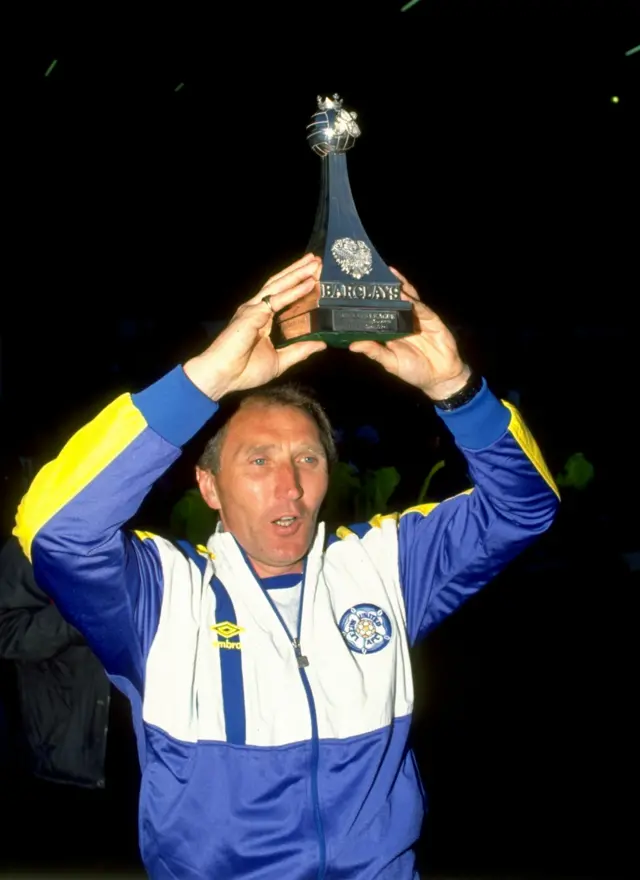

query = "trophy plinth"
[[274, 94, 415, 349]]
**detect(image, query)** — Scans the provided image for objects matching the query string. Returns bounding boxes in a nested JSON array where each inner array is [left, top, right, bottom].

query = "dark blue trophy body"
[[274, 95, 415, 348]]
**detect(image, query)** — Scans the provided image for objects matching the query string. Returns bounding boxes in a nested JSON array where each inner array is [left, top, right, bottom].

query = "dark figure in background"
[[1, 452, 34, 542], [0, 535, 140, 871]]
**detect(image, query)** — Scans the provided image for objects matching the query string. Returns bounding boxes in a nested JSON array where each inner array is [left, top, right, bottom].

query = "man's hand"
[[349, 268, 471, 400], [184, 254, 325, 400]]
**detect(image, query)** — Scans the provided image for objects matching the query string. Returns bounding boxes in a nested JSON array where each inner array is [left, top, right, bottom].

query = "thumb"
[[276, 340, 327, 374], [349, 341, 395, 370], [240, 301, 273, 331]]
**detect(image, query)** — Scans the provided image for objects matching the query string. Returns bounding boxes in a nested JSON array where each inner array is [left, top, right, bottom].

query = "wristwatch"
[[432, 371, 483, 411]]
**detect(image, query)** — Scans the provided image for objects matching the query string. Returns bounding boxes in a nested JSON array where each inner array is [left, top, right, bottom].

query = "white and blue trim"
[[176, 540, 247, 746]]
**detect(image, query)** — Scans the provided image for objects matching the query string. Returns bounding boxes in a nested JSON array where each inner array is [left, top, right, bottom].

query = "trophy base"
[[274, 302, 415, 349]]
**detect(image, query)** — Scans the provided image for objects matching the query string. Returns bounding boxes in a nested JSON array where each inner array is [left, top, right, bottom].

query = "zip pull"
[[292, 638, 309, 668]]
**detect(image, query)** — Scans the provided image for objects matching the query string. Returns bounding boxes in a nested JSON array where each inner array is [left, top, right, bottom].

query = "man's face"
[[197, 403, 329, 577]]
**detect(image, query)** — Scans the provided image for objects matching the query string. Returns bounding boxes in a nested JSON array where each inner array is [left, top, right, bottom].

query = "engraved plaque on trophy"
[[274, 94, 415, 348]]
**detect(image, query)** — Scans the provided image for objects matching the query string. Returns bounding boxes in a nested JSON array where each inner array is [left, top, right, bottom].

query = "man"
[[13, 254, 559, 878]]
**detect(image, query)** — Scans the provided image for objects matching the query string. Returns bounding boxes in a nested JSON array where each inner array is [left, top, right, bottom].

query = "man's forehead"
[[224, 403, 322, 448]]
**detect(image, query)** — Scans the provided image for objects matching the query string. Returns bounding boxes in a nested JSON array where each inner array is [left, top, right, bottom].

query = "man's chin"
[[271, 544, 308, 568], [268, 531, 315, 566], [239, 521, 319, 576]]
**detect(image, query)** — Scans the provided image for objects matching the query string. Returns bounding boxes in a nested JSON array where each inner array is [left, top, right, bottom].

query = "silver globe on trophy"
[[274, 94, 415, 348]]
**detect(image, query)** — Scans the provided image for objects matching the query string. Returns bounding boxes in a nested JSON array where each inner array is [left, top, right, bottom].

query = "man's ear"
[[196, 466, 222, 511]]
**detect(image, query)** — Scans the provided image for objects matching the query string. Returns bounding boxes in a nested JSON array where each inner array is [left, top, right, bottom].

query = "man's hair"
[[197, 384, 337, 474]]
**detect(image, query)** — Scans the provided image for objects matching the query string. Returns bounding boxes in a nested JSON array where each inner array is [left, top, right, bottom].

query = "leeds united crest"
[[331, 238, 373, 280], [339, 604, 392, 655]]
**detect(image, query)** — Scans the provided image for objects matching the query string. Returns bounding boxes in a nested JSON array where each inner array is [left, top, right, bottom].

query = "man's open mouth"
[[272, 516, 298, 526]]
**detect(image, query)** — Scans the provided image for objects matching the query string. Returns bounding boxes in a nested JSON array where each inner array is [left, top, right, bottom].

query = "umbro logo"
[[211, 621, 243, 650]]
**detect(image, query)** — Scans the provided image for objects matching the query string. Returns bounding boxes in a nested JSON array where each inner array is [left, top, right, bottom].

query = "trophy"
[[274, 94, 415, 348]]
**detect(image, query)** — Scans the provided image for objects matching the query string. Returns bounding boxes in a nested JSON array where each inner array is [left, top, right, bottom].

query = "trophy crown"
[[317, 94, 343, 111], [307, 94, 361, 157]]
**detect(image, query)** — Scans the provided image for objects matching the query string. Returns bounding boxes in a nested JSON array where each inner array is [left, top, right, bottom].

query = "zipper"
[[291, 638, 309, 668], [251, 556, 326, 880]]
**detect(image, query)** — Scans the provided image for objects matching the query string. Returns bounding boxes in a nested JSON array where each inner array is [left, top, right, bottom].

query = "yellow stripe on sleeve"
[[502, 402, 560, 499], [368, 512, 399, 528], [14, 394, 148, 560], [399, 502, 441, 519], [133, 530, 157, 541], [400, 489, 474, 520], [336, 525, 355, 540]]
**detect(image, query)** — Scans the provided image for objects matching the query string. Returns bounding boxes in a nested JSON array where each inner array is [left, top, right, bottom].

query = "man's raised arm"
[[13, 255, 326, 692], [398, 381, 558, 643], [349, 268, 559, 643]]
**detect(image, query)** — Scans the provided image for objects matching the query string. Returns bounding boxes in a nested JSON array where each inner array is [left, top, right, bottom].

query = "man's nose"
[[275, 463, 303, 500]]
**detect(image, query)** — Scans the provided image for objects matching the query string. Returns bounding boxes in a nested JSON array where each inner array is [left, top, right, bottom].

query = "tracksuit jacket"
[[14, 366, 559, 878]]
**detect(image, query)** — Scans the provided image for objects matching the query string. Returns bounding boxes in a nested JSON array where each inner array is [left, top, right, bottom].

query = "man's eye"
[[301, 456, 318, 464], [252, 458, 267, 466]]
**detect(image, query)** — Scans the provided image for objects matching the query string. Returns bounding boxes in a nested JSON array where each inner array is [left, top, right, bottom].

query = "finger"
[[231, 300, 274, 333], [263, 275, 319, 314], [348, 341, 397, 372], [261, 254, 319, 291], [389, 268, 441, 322], [276, 340, 327, 373], [389, 266, 420, 301], [410, 297, 441, 324], [266, 253, 318, 286], [248, 261, 320, 308]]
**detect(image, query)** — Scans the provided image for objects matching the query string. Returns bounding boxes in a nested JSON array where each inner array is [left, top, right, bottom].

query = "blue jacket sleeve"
[[399, 381, 559, 644], [13, 366, 218, 696]]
